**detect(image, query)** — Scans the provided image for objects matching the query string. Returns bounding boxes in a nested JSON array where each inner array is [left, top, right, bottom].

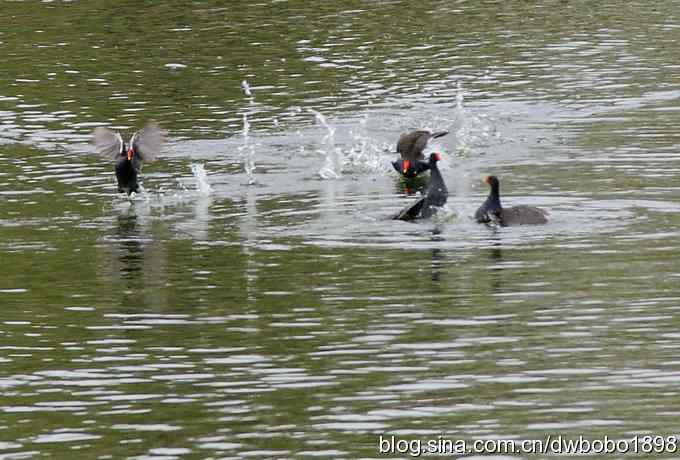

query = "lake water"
[[2, 1, 680, 458]]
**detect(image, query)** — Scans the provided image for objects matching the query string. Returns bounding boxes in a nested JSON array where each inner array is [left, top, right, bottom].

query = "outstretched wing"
[[412, 130, 448, 155], [393, 196, 425, 221], [411, 131, 433, 157], [397, 130, 448, 160], [397, 131, 426, 160], [92, 127, 124, 160], [130, 121, 167, 163]]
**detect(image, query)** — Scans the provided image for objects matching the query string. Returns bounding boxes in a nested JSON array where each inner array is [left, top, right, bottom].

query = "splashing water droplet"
[[191, 163, 212, 196], [452, 81, 490, 156], [242, 112, 250, 137], [309, 108, 343, 179], [456, 81, 464, 110], [238, 79, 257, 185], [343, 112, 387, 174], [240, 113, 256, 185], [241, 80, 252, 97]]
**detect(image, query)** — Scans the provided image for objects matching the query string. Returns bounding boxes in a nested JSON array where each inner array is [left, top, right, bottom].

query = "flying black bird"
[[93, 122, 166, 195]]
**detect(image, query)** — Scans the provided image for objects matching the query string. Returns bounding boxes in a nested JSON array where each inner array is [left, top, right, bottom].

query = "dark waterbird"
[[392, 129, 448, 178], [92, 122, 167, 195], [394, 153, 448, 221], [475, 175, 549, 226]]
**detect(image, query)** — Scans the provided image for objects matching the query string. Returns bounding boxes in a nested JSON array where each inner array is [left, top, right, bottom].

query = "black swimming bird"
[[392, 129, 448, 178], [93, 122, 166, 195], [394, 153, 448, 221], [475, 175, 549, 226]]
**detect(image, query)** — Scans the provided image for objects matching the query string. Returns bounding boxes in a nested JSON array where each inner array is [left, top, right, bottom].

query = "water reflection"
[[241, 183, 258, 305], [486, 237, 504, 295], [394, 175, 429, 196], [429, 230, 445, 283], [115, 209, 143, 280], [99, 202, 170, 311]]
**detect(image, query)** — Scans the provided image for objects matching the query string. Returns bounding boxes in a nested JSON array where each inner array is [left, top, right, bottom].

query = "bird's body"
[[475, 176, 548, 226], [114, 154, 142, 195], [495, 205, 549, 226], [394, 153, 448, 221], [392, 129, 448, 178], [93, 122, 166, 196]]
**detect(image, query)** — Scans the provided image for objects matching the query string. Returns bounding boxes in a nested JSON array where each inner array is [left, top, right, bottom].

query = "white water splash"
[[191, 163, 212, 196], [450, 81, 498, 155], [242, 111, 250, 136], [239, 80, 256, 185], [309, 108, 343, 179], [343, 113, 388, 174], [241, 80, 252, 97], [456, 80, 464, 110], [239, 113, 256, 185]]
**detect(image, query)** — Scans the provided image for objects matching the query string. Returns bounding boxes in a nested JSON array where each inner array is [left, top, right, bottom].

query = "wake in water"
[[109, 162, 213, 242], [117, 162, 212, 208]]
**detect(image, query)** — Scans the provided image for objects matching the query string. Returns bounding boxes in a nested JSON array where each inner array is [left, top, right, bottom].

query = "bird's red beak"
[[434, 153, 442, 161], [484, 175, 492, 184], [127, 148, 134, 161], [402, 160, 411, 174]]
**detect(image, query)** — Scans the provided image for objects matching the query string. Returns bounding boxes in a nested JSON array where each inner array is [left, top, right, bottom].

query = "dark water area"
[[3, 1, 680, 458]]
